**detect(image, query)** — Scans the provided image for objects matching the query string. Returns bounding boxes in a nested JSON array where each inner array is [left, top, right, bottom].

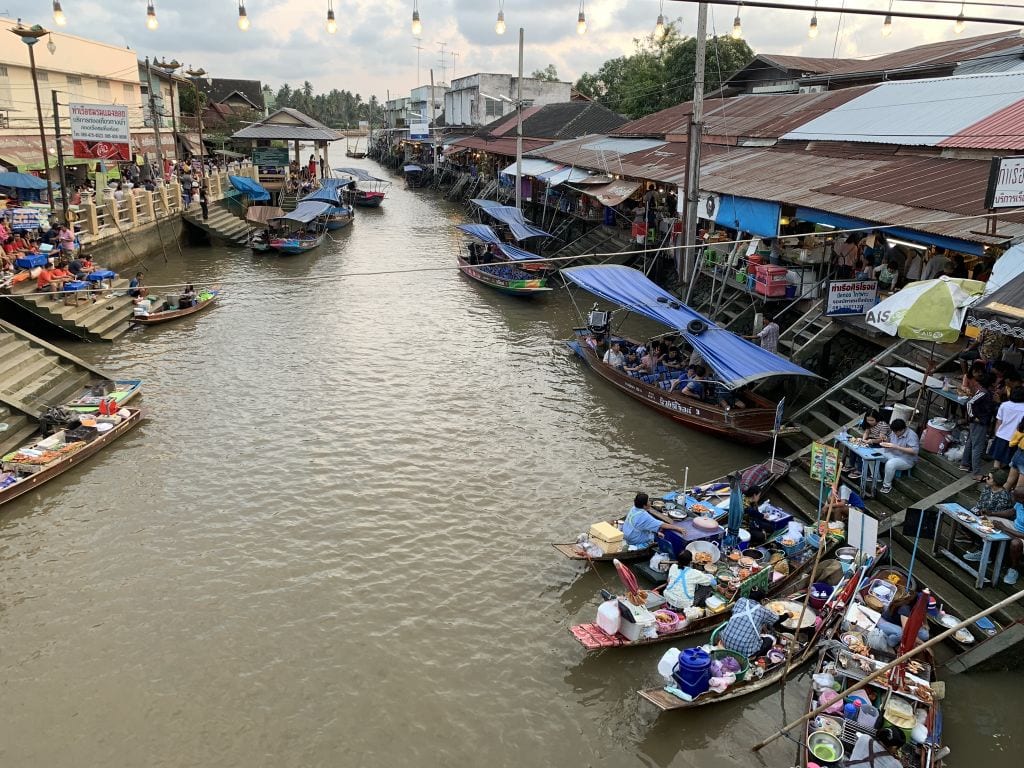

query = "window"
[[0, 65, 10, 110], [0, 65, 8, 77], [36, 70, 48, 82], [123, 83, 135, 101], [485, 98, 502, 119], [97, 80, 110, 92]]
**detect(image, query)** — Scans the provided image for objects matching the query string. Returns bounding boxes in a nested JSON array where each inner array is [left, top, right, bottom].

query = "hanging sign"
[[9, 207, 47, 231], [409, 122, 429, 140], [984, 155, 1024, 209], [252, 147, 290, 166], [809, 441, 840, 486], [826, 280, 878, 316], [69, 103, 131, 161]]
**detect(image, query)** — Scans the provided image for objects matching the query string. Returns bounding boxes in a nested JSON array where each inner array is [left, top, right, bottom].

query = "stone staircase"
[[181, 205, 250, 247], [2, 278, 135, 343], [551, 226, 636, 269], [0, 319, 115, 455], [278, 192, 298, 212]]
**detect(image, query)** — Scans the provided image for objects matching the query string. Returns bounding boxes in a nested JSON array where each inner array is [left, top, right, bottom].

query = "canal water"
[[0, 165, 1019, 766]]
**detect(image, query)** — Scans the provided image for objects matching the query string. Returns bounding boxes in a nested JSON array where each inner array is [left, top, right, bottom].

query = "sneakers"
[[963, 550, 983, 562], [881, 484, 892, 494], [849, 470, 862, 480], [1005, 568, 1019, 585]]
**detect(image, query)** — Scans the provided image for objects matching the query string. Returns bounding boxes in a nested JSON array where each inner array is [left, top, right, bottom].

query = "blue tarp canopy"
[[794, 206, 984, 257], [0, 171, 48, 190], [404, 165, 423, 173], [272, 200, 333, 224], [301, 178, 346, 205], [469, 198, 553, 241], [455, 224, 541, 262], [334, 167, 390, 184], [561, 264, 818, 389], [228, 175, 270, 202], [712, 194, 780, 239]]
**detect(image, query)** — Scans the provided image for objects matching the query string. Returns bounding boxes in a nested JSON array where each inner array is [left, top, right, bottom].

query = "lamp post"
[[185, 67, 207, 164], [156, 59, 182, 155], [10, 22, 55, 210]]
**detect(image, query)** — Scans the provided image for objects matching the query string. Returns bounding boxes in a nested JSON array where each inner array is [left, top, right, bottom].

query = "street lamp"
[[9, 22, 55, 211], [155, 59, 182, 155], [186, 66, 208, 163], [237, 1, 250, 31], [326, 1, 338, 34], [146, 2, 158, 30]]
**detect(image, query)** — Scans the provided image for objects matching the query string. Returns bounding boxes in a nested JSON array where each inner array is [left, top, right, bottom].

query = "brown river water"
[[0, 163, 1019, 767]]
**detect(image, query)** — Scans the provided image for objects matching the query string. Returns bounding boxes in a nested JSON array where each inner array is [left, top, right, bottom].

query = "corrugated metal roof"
[[940, 100, 1024, 150], [232, 107, 342, 141], [781, 72, 1024, 148], [499, 158, 563, 177], [451, 136, 552, 155], [954, 48, 1024, 76], [580, 137, 666, 153]]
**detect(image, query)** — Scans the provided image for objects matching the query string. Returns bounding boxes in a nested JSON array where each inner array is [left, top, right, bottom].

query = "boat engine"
[[587, 304, 610, 336]]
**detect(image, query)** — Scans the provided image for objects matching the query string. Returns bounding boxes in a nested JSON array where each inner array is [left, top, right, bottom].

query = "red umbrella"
[[890, 591, 928, 687], [612, 558, 640, 598]]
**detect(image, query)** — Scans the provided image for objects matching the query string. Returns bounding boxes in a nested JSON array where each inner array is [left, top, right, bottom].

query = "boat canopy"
[[561, 264, 818, 389], [228, 175, 270, 202], [245, 205, 285, 225], [334, 167, 390, 184], [469, 199, 553, 241], [301, 178, 347, 205], [456, 224, 542, 262], [272, 200, 334, 224], [404, 164, 424, 173]]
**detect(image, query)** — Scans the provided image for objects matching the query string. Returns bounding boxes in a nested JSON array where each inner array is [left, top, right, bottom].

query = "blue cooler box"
[[15, 253, 48, 269]]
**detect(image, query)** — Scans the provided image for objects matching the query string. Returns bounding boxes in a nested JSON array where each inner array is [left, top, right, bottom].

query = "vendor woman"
[[622, 492, 686, 548], [664, 550, 716, 611], [719, 588, 791, 658]]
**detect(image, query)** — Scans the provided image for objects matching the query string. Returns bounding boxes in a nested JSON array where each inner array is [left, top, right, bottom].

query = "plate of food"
[[956, 512, 973, 522], [668, 509, 687, 520], [954, 628, 975, 644], [690, 503, 714, 517], [938, 613, 959, 628], [977, 524, 996, 534]]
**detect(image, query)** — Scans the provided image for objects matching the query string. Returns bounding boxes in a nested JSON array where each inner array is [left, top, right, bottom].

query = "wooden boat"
[[245, 206, 284, 253], [270, 232, 325, 255], [267, 200, 332, 256], [132, 290, 219, 326], [345, 138, 367, 159], [455, 223, 552, 296], [324, 206, 354, 230], [560, 265, 817, 445], [66, 379, 142, 413], [404, 164, 427, 188], [334, 167, 390, 208], [552, 459, 789, 562], [637, 582, 852, 712], [0, 408, 143, 508]]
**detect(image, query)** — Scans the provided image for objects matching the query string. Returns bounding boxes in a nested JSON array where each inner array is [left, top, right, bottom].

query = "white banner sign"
[[826, 280, 878, 316], [409, 122, 429, 140], [986, 155, 1024, 209], [69, 103, 131, 161]]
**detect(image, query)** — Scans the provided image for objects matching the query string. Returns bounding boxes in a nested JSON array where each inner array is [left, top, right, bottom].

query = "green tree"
[[531, 64, 560, 82]]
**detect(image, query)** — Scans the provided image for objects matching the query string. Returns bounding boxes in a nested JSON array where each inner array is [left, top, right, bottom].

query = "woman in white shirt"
[[993, 386, 1024, 468], [664, 549, 715, 611]]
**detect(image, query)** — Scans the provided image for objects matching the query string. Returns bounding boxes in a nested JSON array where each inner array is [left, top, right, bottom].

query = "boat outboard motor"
[[587, 304, 610, 336]]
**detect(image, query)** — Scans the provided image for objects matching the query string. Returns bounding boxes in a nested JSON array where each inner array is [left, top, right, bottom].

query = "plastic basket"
[[711, 648, 750, 681], [780, 539, 807, 557]]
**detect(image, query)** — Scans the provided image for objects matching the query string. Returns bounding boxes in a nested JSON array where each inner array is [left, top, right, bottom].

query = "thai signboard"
[[409, 122, 429, 140], [826, 280, 878, 316], [9, 207, 47, 230], [69, 103, 131, 161], [252, 147, 290, 166], [984, 155, 1024, 209], [810, 441, 840, 486]]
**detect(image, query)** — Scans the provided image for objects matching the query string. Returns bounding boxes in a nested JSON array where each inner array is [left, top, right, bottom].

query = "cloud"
[[6, 0, 1019, 104]]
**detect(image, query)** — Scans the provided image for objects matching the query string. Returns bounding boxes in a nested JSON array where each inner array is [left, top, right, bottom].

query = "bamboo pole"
[[751, 587, 1024, 752]]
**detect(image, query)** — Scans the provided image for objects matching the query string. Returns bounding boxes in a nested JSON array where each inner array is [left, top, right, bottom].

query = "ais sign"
[[69, 103, 131, 161], [984, 155, 1024, 209]]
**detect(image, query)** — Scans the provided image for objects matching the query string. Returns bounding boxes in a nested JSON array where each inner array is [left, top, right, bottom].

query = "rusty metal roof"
[[940, 99, 1024, 150], [452, 136, 553, 155]]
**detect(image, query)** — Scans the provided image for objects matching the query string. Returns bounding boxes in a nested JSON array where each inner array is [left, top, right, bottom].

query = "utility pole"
[[412, 39, 423, 85], [10, 24, 54, 210], [451, 50, 459, 81], [429, 68, 437, 175], [436, 41, 448, 83], [50, 90, 69, 224], [683, 4, 709, 304], [145, 57, 165, 181], [515, 27, 524, 212]]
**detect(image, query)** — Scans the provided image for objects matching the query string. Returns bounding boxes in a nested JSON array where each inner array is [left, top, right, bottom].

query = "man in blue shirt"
[[878, 419, 919, 494], [621, 492, 687, 548], [989, 487, 1024, 585]]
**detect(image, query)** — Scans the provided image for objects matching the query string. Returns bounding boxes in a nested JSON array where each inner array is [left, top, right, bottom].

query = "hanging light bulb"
[[238, 1, 250, 31], [577, 2, 587, 35], [52, 1, 67, 26], [326, 1, 337, 34], [654, 16, 666, 40], [882, 14, 893, 36], [146, 2, 158, 31], [954, 15, 966, 33], [47, 34, 57, 55], [496, 4, 506, 35], [808, 15, 818, 39], [412, 2, 422, 36], [731, 5, 742, 40]]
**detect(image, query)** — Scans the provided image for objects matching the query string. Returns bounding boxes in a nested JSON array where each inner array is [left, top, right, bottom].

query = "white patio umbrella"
[[866, 276, 986, 343]]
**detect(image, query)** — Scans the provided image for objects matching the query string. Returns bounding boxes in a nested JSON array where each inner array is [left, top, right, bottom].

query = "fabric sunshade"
[[228, 175, 270, 202], [334, 167, 389, 183], [577, 179, 641, 207], [561, 264, 818, 389], [712, 195, 780, 239], [499, 159, 563, 177], [794, 206, 984, 256], [272, 200, 334, 224], [245, 205, 286, 224], [967, 272, 1024, 338], [865, 276, 985, 343], [469, 199, 552, 240], [301, 178, 347, 205], [0, 171, 48, 190], [455, 224, 541, 261]]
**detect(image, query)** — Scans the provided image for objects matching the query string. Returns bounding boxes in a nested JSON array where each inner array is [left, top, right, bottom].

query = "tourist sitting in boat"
[[843, 409, 891, 479], [622, 492, 687, 549], [663, 346, 685, 371], [872, 590, 930, 651], [128, 272, 148, 298], [641, 346, 662, 374], [667, 365, 706, 398], [602, 341, 626, 370], [663, 550, 716, 611], [623, 352, 645, 375], [719, 589, 791, 657], [715, 377, 748, 411], [179, 284, 197, 308]]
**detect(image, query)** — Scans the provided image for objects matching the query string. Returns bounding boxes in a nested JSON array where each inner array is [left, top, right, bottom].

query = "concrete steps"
[[0, 405, 37, 459], [2, 278, 135, 342], [182, 206, 249, 246]]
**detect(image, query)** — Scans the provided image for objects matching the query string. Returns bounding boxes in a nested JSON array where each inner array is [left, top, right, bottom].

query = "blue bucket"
[[673, 647, 712, 698]]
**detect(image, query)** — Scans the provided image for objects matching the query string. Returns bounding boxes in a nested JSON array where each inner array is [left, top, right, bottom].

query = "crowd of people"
[[829, 232, 989, 290]]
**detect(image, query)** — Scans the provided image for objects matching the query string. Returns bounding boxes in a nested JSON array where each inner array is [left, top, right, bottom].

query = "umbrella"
[[0, 171, 49, 190], [612, 558, 640, 598], [866, 276, 986, 343], [726, 472, 744, 537], [890, 591, 928, 688]]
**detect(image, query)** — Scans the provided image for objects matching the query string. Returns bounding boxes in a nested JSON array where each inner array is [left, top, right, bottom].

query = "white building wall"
[[443, 73, 571, 126]]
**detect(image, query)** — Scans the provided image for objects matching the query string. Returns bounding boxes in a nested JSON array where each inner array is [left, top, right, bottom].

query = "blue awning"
[[713, 195, 780, 239], [334, 167, 390, 184], [795, 206, 984, 257], [498, 243, 542, 262], [561, 265, 818, 389], [302, 178, 346, 205], [404, 165, 423, 173], [456, 223, 502, 244], [272, 200, 333, 224], [0, 171, 48, 190], [228, 175, 270, 202], [469, 199, 553, 241]]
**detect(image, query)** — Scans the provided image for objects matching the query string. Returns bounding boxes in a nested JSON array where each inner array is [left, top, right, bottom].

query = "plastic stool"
[[894, 467, 913, 480]]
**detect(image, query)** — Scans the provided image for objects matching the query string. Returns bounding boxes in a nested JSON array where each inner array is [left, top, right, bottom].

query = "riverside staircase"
[[181, 206, 250, 247], [2, 278, 135, 342], [0, 319, 114, 456], [550, 226, 636, 269]]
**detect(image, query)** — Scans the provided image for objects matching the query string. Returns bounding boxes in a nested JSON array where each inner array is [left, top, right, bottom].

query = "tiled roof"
[[231, 108, 342, 141]]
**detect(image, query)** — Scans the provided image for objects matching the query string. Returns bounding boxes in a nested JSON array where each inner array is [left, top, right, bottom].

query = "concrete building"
[[409, 83, 448, 124], [384, 96, 411, 128], [0, 18, 146, 171], [444, 73, 571, 127]]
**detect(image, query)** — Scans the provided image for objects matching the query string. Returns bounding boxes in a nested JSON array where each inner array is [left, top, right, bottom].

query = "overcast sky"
[[5, 1, 1021, 101]]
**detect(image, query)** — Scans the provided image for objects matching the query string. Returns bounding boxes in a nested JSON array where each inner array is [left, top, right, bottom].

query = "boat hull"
[[567, 337, 779, 444], [66, 380, 143, 412], [0, 409, 144, 508], [132, 294, 219, 326], [457, 254, 552, 296], [270, 235, 325, 255], [354, 192, 385, 207]]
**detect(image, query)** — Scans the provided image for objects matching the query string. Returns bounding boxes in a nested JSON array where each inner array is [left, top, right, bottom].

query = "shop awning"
[[794, 206, 984, 256], [0, 171, 48, 190], [546, 167, 598, 186], [469, 199, 553, 240], [272, 200, 333, 224], [0, 135, 88, 171], [576, 179, 641, 207], [967, 274, 1024, 338], [499, 158, 563, 178], [713, 195, 780, 239], [561, 264, 818, 388], [246, 205, 285, 224], [229, 175, 270, 202], [334, 167, 390, 184]]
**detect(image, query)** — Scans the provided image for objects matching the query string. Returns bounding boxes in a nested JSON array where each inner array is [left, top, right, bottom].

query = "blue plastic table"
[[87, 269, 117, 282], [836, 435, 887, 496], [934, 502, 1010, 588]]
